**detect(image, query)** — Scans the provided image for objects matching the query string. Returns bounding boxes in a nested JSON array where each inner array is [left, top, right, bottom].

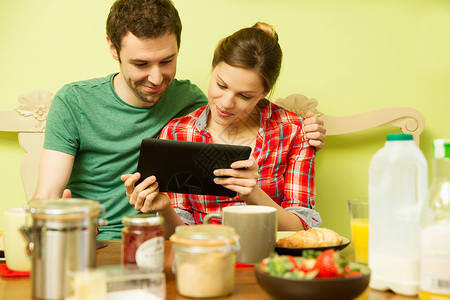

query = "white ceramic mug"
[[204, 205, 277, 264], [3, 207, 31, 271]]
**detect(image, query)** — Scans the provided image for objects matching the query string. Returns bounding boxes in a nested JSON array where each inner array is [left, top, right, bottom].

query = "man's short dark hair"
[[106, 0, 182, 52]]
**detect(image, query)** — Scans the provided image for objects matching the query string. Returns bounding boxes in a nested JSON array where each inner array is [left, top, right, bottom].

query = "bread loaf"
[[276, 228, 341, 248]]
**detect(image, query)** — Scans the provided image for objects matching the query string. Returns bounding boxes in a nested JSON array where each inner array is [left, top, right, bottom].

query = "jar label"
[[135, 236, 164, 272], [420, 224, 450, 295]]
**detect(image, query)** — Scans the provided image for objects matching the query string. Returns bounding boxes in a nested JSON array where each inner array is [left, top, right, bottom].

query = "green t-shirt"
[[44, 73, 207, 240]]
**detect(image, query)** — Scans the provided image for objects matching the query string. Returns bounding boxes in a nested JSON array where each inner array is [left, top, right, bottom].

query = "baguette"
[[276, 227, 341, 248]]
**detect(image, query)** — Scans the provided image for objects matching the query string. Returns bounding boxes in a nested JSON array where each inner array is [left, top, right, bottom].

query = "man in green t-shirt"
[[33, 0, 326, 240]]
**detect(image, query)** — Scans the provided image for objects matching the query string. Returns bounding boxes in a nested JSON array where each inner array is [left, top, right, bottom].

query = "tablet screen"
[[135, 138, 252, 197]]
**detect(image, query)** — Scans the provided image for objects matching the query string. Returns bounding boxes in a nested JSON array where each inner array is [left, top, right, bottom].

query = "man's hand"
[[121, 173, 171, 213], [62, 189, 72, 198], [304, 111, 326, 150]]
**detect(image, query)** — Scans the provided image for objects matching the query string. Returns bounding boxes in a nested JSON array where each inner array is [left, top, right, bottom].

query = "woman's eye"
[[217, 82, 226, 89], [240, 94, 251, 100]]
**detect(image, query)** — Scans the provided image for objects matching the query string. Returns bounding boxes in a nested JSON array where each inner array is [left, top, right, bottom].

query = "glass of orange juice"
[[348, 198, 368, 264]]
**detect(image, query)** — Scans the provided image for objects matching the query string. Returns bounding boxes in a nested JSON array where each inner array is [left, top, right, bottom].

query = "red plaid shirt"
[[160, 100, 321, 228]]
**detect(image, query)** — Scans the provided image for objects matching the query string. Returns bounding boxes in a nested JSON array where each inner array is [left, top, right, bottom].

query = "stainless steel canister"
[[21, 198, 107, 300]]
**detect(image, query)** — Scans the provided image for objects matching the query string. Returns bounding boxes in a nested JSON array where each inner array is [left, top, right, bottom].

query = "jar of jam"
[[121, 213, 164, 272], [170, 225, 240, 298]]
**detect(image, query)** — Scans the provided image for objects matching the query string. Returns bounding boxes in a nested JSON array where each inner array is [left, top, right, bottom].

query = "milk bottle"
[[368, 133, 428, 296]]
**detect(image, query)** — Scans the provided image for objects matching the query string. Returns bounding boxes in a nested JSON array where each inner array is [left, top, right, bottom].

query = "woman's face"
[[207, 62, 267, 129]]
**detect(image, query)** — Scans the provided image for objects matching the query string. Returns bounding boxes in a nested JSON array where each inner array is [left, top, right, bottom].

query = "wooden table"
[[0, 240, 418, 299]]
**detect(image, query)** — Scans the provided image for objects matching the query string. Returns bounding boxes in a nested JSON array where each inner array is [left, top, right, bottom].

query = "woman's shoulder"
[[161, 105, 206, 138], [266, 101, 304, 126], [166, 106, 206, 127], [262, 102, 308, 145]]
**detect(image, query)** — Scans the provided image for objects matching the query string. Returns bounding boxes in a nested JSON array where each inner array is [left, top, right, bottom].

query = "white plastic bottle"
[[369, 133, 428, 296], [419, 139, 450, 300]]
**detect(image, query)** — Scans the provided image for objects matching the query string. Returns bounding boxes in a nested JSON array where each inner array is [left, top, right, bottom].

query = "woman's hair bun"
[[252, 22, 278, 42]]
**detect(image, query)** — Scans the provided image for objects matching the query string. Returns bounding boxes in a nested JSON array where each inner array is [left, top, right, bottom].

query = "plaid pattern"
[[159, 100, 318, 228]]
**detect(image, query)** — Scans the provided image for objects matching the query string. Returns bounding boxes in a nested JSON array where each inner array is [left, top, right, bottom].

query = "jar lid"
[[26, 198, 100, 220], [170, 224, 239, 247], [386, 133, 413, 141], [122, 213, 164, 226]]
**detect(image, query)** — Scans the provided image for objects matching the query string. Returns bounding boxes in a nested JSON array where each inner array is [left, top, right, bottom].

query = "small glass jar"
[[122, 213, 164, 272], [170, 225, 240, 298]]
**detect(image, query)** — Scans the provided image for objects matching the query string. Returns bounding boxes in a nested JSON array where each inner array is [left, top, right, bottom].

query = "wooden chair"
[[0, 90, 425, 202], [0, 90, 53, 201], [274, 94, 424, 146]]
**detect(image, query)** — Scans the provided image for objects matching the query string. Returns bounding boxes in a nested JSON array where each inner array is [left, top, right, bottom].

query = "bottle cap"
[[386, 133, 413, 141], [170, 224, 239, 248], [433, 139, 450, 159], [122, 213, 164, 226], [25, 198, 101, 220]]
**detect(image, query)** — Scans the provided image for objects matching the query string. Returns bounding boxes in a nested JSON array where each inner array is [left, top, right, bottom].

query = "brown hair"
[[106, 0, 182, 52], [212, 22, 282, 93]]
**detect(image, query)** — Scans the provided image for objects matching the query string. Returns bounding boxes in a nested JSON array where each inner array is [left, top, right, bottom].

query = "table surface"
[[0, 240, 418, 299]]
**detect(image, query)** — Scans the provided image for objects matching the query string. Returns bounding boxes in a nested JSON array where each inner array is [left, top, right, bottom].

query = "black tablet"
[[135, 138, 252, 197]]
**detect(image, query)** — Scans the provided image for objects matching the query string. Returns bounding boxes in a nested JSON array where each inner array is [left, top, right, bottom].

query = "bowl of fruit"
[[255, 249, 370, 300]]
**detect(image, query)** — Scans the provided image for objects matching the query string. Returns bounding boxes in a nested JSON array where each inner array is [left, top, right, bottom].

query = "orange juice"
[[350, 218, 369, 264], [419, 289, 450, 300]]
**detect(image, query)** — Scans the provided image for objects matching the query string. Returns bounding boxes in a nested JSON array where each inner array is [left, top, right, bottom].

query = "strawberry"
[[343, 263, 362, 278], [314, 249, 346, 278], [299, 258, 316, 273], [344, 271, 362, 278], [286, 255, 299, 272]]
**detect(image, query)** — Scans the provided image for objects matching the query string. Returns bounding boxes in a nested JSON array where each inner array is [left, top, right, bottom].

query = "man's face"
[[109, 32, 178, 107]]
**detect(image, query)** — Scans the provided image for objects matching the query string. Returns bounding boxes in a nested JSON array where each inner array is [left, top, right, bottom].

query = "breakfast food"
[[176, 252, 234, 298], [276, 227, 341, 248], [259, 250, 367, 279]]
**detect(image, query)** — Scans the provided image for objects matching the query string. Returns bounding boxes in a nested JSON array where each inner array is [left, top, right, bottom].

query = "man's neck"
[[112, 73, 132, 105]]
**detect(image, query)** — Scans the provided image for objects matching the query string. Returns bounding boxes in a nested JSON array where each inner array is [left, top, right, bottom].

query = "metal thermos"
[[21, 198, 107, 300]]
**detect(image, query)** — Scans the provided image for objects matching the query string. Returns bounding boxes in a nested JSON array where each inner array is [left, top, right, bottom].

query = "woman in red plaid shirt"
[[123, 22, 322, 236]]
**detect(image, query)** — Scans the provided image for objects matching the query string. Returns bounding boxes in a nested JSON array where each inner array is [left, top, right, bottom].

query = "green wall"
[[1, 0, 449, 238]]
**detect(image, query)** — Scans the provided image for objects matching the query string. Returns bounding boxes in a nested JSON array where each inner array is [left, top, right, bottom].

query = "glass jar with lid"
[[170, 224, 240, 298], [122, 213, 164, 272]]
